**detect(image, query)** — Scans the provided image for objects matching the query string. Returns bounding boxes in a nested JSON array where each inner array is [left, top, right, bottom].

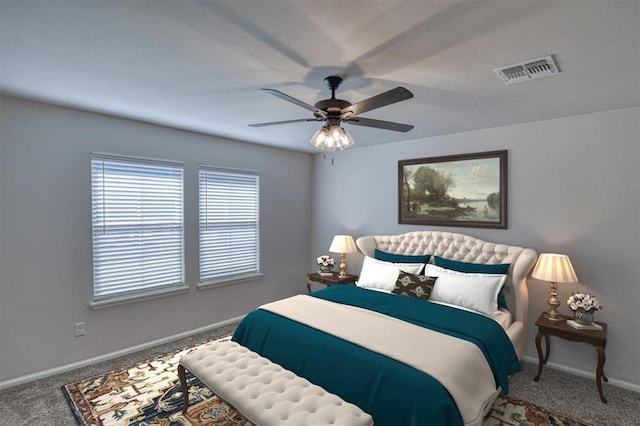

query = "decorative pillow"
[[433, 256, 510, 309], [391, 272, 437, 301], [374, 249, 430, 265], [356, 256, 425, 292], [429, 272, 507, 315]]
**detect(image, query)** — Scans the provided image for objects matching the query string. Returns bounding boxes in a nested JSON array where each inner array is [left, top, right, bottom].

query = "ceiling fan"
[[249, 76, 414, 151]]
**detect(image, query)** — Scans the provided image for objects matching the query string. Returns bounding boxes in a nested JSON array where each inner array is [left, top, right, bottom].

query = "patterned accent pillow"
[[391, 271, 437, 301]]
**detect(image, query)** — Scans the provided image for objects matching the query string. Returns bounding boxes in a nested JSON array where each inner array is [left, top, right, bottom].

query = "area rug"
[[62, 336, 590, 426]]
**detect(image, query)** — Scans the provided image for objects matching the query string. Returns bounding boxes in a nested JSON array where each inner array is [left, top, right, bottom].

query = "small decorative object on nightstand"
[[329, 235, 357, 278], [531, 253, 579, 321], [316, 255, 335, 276], [533, 312, 609, 403], [567, 292, 603, 327], [307, 272, 359, 293]]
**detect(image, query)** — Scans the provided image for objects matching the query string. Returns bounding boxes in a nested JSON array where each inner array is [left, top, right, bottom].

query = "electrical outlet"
[[75, 322, 86, 337]]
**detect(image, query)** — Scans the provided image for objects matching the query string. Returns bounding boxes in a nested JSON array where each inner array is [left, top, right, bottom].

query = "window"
[[91, 154, 185, 305], [199, 166, 260, 285]]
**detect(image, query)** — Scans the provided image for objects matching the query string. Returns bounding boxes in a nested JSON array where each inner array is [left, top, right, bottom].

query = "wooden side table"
[[533, 312, 608, 403], [307, 272, 358, 292]]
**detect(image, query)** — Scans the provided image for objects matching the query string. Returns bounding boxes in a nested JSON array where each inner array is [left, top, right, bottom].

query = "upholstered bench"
[[178, 340, 373, 426]]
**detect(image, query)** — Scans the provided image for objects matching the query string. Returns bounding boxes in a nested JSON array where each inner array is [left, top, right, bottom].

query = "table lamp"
[[531, 253, 579, 321], [329, 235, 357, 278]]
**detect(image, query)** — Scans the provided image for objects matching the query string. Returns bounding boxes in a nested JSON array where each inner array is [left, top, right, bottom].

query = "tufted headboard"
[[356, 231, 537, 358]]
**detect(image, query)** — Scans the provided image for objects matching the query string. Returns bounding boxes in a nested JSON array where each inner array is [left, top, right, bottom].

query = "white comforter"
[[260, 295, 499, 426]]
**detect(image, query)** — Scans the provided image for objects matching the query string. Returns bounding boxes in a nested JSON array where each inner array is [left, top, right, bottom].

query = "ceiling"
[[1, 0, 639, 153]]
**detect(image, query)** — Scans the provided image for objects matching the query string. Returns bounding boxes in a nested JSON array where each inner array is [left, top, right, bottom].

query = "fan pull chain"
[[321, 152, 335, 166]]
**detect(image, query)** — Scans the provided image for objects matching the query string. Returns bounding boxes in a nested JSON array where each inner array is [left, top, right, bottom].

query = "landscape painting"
[[398, 150, 507, 229]]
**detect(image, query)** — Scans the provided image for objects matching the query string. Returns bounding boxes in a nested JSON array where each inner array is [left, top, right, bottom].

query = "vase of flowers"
[[567, 293, 603, 325], [317, 255, 335, 274]]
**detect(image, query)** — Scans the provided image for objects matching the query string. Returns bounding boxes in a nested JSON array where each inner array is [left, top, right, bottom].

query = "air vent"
[[494, 55, 559, 85]]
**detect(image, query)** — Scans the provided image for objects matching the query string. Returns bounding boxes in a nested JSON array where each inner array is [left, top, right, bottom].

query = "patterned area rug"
[[62, 336, 589, 426]]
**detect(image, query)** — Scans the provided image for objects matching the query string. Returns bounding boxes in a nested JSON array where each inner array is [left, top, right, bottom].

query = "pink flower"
[[567, 292, 603, 312]]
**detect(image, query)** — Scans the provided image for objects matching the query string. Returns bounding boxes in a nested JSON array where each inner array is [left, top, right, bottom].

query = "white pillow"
[[426, 264, 507, 315], [425, 264, 508, 281], [356, 256, 425, 292]]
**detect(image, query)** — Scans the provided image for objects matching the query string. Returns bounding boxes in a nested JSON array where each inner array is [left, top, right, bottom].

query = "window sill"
[[90, 284, 189, 310], [197, 273, 263, 291]]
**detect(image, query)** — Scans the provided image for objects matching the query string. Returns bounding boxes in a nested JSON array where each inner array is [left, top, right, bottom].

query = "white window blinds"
[[91, 154, 184, 301], [199, 167, 260, 282]]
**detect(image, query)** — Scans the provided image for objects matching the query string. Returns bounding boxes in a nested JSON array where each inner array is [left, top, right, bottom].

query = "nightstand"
[[307, 272, 359, 292], [533, 312, 608, 403]]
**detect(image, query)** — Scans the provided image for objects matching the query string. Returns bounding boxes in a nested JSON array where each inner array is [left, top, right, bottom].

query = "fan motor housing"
[[314, 98, 351, 112]]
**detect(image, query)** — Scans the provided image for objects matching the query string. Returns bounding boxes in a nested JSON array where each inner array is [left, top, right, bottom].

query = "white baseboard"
[[0, 315, 245, 391], [522, 355, 640, 393], [4, 326, 637, 394]]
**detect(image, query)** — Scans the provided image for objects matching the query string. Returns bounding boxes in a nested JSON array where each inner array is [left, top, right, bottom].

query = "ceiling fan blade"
[[261, 88, 318, 113], [249, 118, 321, 128], [342, 87, 413, 116], [344, 117, 414, 132]]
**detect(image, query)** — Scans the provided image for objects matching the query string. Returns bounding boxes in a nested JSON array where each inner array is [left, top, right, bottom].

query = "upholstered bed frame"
[[356, 231, 537, 359]]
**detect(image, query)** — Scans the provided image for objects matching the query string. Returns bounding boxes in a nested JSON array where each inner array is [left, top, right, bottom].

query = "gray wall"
[[1, 95, 638, 392], [311, 107, 640, 390], [0, 96, 312, 383]]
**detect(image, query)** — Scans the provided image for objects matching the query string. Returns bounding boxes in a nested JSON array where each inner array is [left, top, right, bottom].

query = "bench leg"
[[178, 364, 190, 414]]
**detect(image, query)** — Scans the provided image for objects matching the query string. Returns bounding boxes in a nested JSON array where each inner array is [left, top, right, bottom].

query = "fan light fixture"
[[310, 123, 354, 152]]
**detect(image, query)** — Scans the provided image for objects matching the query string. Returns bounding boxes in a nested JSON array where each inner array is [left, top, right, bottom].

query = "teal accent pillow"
[[434, 256, 510, 309], [374, 249, 430, 264]]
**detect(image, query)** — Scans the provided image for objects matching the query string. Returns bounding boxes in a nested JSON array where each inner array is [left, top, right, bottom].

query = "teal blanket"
[[232, 286, 521, 426], [311, 285, 521, 393]]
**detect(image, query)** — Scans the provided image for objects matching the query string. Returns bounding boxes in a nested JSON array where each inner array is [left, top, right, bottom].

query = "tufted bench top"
[[178, 340, 373, 426]]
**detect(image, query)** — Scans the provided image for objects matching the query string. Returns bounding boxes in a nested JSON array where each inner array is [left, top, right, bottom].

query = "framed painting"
[[398, 150, 507, 229]]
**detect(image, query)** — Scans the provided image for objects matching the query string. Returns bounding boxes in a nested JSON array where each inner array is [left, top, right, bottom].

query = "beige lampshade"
[[531, 253, 579, 283], [329, 235, 357, 254]]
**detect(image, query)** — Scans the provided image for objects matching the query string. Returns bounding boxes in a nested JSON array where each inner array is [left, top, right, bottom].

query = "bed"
[[232, 231, 537, 426]]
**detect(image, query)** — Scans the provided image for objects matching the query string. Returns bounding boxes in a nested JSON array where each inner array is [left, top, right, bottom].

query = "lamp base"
[[544, 310, 564, 321], [338, 253, 348, 278], [545, 281, 563, 321]]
